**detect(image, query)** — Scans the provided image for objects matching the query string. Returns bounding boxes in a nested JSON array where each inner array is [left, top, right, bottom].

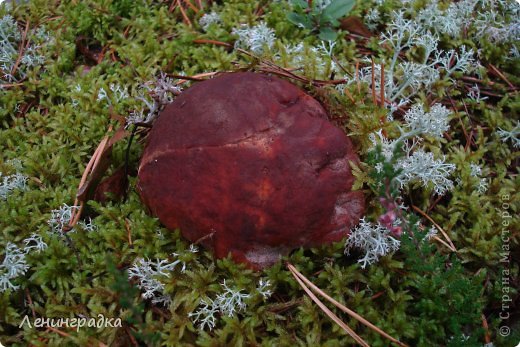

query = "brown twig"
[[123, 25, 131, 38], [332, 55, 349, 75], [267, 299, 304, 313], [177, 0, 193, 27], [344, 88, 356, 104], [169, 0, 177, 12], [488, 64, 515, 89], [194, 230, 215, 244], [255, 55, 347, 86], [431, 235, 456, 251], [355, 61, 361, 95], [412, 205, 457, 252], [169, 72, 217, 81], [125, 218, 133, 247], [465, 128, 475, 152], [0, 82, 24, 88], [482, 314, 491, 344], [380, 63, 385, 108], [96, 46, 107, 65], [193, 40, 348, 87], [124, 325, 139, 347], [253, 1, 265, 16], [174, 71, 221, 86], [461, 76, 496, 87], [371, 58, 377, 105], [11, 20, 30, 77], [460, 98, 476, 149], [109, 48, 118, 63], [288, 263, 408, 347], [46, 327, 70, 337], [193, 39, 233, 48], [151, 305, 171, 320], [447, 96, 473, 151], [479, 90, 505, 98], [427, 194, 444, 213], [287, 264, 369, 346], [182, 0, 199, 13], [68, 129, 112, 230], [25, 288, 37, 319], [370, 290, 385, 301]]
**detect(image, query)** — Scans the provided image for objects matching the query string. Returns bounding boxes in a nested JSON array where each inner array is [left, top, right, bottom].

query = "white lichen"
[[189, 280, 252, 330], [417, 0, 478, 38], [395, 150, 456, 195], [467, 84, 488, 102], [345, 218, 401, 269], [403, 103, 451, 139], [127, 72, 182, 126], [22, 234, 48, 253], [78, 217, 97, 232], [127, 257, 182, 305], [349, 10, 478, 114], [47, 203, 80, 235], [497, 121, 520, 148], [215, 280, 251, 317], [0, 243, 29, 292], [424, 226, 438, 241], [199, 11, 221, 31], [469, 163, 482, 177], [365, 8, 381, 31], [0, 172, 27, 200], [188, 298, 218, 331], [232, 22, 276, 55], [1, 235, 47, 293], [256, 279, 273, 299]]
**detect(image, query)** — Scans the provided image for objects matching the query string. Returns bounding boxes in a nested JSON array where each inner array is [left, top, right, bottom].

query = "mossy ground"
[[0, 0, 519, 346]]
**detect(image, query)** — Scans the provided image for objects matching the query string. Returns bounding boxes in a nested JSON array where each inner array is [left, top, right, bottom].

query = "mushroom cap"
[[137, 72, 365, 269]]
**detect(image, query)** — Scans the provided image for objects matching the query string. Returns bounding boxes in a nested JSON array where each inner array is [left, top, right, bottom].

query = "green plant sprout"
[[287, 0, 356, 40]]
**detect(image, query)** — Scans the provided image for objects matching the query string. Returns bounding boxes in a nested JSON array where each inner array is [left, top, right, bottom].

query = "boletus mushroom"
[[137, 72, 364, 269]]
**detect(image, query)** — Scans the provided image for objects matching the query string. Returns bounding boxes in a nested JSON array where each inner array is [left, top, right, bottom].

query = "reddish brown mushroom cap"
[[137, 72, 364, 269]]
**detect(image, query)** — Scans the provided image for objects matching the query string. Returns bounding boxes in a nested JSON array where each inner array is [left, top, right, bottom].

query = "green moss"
[[1, 0, 519, 346]]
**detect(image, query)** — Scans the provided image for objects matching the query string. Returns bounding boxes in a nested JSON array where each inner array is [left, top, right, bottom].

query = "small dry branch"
[[287, 263, 408, 347]]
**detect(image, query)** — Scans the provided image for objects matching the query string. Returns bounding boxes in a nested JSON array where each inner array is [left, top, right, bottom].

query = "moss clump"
[[1, 0, 518, 346]]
